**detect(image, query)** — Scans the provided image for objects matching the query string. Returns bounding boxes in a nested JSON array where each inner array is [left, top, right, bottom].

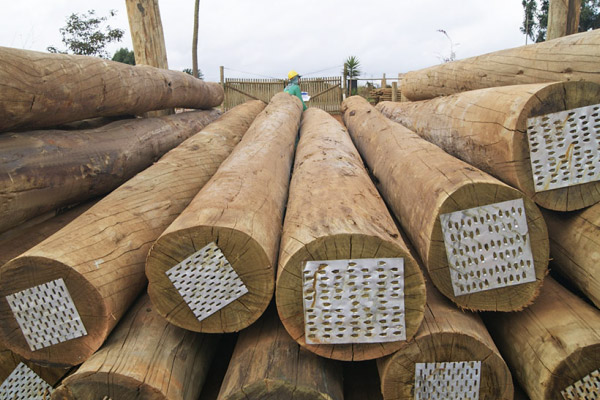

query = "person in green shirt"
[[284, 70, 307, 110]]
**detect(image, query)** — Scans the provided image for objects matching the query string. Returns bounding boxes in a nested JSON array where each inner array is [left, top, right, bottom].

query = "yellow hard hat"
[[288, 70, 300, 80]]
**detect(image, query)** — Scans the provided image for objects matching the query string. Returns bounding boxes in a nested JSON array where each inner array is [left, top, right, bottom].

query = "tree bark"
[[484, 277, 600, 400], [400, 29, 600, 101], [0, 46, 224, 132], [275, 108, 426, 361], [0, 101, 263, 367], [342, 96, 549, 311], [0, 110, 220, 234], [377, 81, 600, 211], [377, 280, 513, 400], [547, 0, 582, 40], [541, 203, 600, 308], [52, 295, 218, 400], [217, 307, 344, 400], [146, 93, 300, 333]]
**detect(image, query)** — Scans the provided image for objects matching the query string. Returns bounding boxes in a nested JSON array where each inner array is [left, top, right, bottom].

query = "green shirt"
[[284, 83, 307, 110]]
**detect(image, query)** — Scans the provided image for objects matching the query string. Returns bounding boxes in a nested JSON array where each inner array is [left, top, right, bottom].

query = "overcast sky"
[[2, 1, 527, 83]]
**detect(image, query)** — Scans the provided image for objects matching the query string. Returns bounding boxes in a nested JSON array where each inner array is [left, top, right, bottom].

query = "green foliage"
[[521, 0, 599, 43], [183, 68, 204, 80], [47, 10, 124, 58], [112, 48, 135, 65], [343, 56, 361, 79]]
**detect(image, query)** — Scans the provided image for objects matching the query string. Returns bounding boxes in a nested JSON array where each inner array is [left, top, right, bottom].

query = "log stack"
[[368, 88, 401, 104], [0, 101, 263, 367], [146, 92, 301, 333], [343, 96, 549, 311], [276, 108, 426, 361]]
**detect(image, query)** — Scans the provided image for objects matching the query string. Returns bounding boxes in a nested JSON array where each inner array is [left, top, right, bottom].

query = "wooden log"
[[344, 361, 383, 400], [400, 29, 600, 101], [0, 100, 265, 367], [377, 279, 513, 400], [146, 93, 300, 333], [377, 81, 600, 211], [217, 306, 344, 400], [547, 0, 581, 40], [276, 108, 426, 361], [0, 110, 220, 234], [51, 295, 218, 399], [541, 203, 600, 308], [484, 277, 600, 400], [342, 96, 549, 311], [0, 46, 224, 132]]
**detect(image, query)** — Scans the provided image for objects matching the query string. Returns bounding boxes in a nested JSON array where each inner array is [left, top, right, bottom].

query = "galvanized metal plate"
[[6, 278, 87, 351], [414, 361, 482, 400], [0, 362, 53, 399], [302, 257, 405, 345], [166, 241, 248, 322], [527, 103, 600, 192], [440, 198, 536, 297], [561, 368, 600, 400]]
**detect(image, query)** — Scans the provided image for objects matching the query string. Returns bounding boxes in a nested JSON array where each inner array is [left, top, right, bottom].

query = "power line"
[[302, 65, 342, 76], [223, 67, 283, 80]]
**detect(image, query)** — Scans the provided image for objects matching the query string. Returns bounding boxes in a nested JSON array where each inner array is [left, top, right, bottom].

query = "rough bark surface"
[[0, 101, 263, 367], [547, 0, 581, 40], [0, 110, 220, 234], [146, 93, 299, 333], [400, 30, 600, 101], [377, 279, 513, 400], [52, 295, 218, 400], [541, 203, 600, 308], [217, 307, 344, 400], [276, 108, 426, 361], [0, 46, 224, 132], [484, 277, 600, 400], [377, 81, 600, 211], [343, 96, 549, 311]]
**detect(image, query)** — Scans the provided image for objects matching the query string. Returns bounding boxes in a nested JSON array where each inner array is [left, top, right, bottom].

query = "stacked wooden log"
[[368, 88, 401, 104]]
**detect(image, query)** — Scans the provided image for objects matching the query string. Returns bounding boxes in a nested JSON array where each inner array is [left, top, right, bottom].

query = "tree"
[[192, 0, 200, 79], [47, 10, 124, 58], [521, 0, 599, 43], [343, 56, 361, 96], [183, 68, 204, 80], [112, 48, 135, 65]]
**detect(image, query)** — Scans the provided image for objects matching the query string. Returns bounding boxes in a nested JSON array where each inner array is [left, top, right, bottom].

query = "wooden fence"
[[223, 76, 343, 113]]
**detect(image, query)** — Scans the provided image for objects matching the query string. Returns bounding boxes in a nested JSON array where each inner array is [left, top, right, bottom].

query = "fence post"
[[381, 73, 387, 89], [392, 81, 398, 102]]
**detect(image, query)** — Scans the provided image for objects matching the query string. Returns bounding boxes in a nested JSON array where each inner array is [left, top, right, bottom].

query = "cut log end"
[[0, 256, 109, 367], [548, 343, 600, 400], [427, 182, 549, 312], [276, 233, 426, 361], [379, 332, 514, 400], [146, 226, 273, 333], [222, 379, 334, 400], [52, 372, 166, 400]]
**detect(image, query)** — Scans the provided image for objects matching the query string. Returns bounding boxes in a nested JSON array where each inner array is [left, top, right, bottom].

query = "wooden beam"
[[0, 101, 263, 367], [377, 81, 600, 211], [146, 94, 300, 333], [276, 108, 426, 361], [309, 83, 340, 100], [547, 0, 582, 40], [224, 83, 261, 101], [343, 96, 549, 311]]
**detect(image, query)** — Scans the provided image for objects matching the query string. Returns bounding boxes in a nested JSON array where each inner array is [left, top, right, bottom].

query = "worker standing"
[[284, 70, 307, 110]]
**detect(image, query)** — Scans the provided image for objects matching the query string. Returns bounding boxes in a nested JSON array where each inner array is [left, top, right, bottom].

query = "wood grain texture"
[[217, 306, 344, 400], [547, 0, 581, 40], [0, 110, 220, 234], [0, 102, 262, 367], [342, 96, 549, 311], [377, 81, 600, 211], [146, 93, 300, 333], [541, 203, 600, 308], [400, 29, 600, 101], [0, 46, 224, 132], [52, 295, 218, 400], [275, 108, 426, 361], [377, 279, 513, 400], [125, 0, 169, 69], [484, 277, 600, 400], [0, 345, 70, 389]]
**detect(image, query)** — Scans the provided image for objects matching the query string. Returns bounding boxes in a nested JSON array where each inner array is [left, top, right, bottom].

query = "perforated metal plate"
[[561, 369, 600, 400], [440, 198, 536, 297], [414, 361, 481, 400], [6, 278, 87, 351], [0, 362, 53, 399], [166, 241, 248, 322], [302, 257, 405, 345], [527, 103, 600, 192]]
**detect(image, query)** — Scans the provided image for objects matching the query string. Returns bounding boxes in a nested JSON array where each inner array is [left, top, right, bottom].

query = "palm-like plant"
[[343, 56, 361, 79]]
